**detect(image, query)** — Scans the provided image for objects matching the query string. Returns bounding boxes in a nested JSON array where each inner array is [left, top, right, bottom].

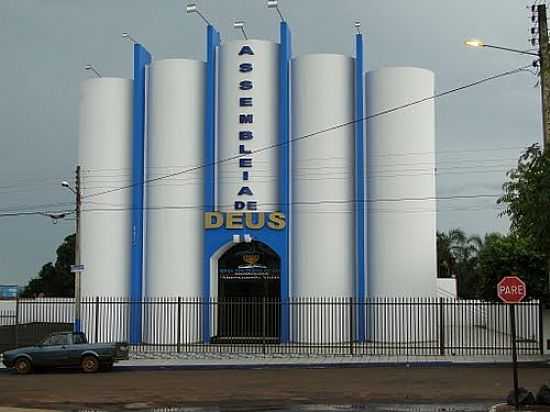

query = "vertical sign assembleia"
[[235, 45, 257, 211]]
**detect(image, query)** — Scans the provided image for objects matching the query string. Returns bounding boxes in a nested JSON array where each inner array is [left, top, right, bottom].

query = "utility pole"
[[74, 165, 82, 332], [538, 4, 550, 150]]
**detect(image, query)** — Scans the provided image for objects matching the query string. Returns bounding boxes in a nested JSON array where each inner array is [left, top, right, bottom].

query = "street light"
[[234, 21, 248, 40], [354, 21, 361, 34], [464, 39, 539, 57], [267, 0, 285, 22], [186, 2, 212, 26], [84, 65, 102, 78], [62, 166, 82, 333], [121, 32, 137, 44], [38, 212, 68, 224]]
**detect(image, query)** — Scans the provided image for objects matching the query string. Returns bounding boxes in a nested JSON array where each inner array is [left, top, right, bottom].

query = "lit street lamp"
[[464, 39, 539, 57]]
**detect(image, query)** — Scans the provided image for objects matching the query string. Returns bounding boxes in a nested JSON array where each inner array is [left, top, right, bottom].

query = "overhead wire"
[[0, 64, 531, 218], [81, 64, 532, 201]]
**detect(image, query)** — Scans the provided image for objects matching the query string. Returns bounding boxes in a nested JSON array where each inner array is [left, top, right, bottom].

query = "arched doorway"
[[215, 241, 280, 343]]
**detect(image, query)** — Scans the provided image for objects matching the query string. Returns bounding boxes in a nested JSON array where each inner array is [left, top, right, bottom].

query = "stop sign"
[[497, 276, 527, 304]]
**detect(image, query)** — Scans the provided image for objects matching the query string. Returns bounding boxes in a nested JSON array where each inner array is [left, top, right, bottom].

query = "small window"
[[42, 334, 70, 346]]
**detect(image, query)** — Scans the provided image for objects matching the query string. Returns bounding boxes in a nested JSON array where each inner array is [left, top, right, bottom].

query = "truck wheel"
[[81, 355, 99, 373], [14, 358, 32, 375]]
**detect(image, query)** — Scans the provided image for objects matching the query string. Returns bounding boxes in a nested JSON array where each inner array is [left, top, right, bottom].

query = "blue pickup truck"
[[2, 331, 129, 374]]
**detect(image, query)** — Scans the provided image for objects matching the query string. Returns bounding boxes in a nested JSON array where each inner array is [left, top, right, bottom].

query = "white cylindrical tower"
[[146, 58, 205, 297], [366, 67, 437, 298], [79, 78, 132, 298], [291, 54, 355, 343], [217, 40, 279, 212], [144, 59, 205, 345]]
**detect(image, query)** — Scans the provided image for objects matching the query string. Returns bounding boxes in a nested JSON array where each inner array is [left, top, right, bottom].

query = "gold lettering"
[[226, 212, 244, 229], [267, 212, 286, 230], [204, 212, 223, 229], [244, 212, 265, 229]]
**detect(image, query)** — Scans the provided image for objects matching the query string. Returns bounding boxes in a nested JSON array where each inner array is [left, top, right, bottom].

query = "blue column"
[[202, 25, 220, 344], [130, 43, 152, 345], [354, 33, 366, 342], [279, 21, 291, 343]]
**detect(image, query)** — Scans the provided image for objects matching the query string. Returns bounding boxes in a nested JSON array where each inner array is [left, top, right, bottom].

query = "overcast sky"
[[0, 0, 542, 285]]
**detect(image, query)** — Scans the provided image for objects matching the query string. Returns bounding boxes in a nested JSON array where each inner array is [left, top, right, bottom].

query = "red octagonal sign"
[[497, 276, 527, 304]]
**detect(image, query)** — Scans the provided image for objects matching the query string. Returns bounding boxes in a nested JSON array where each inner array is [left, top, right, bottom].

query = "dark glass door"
[[216, 241, 280, 342]]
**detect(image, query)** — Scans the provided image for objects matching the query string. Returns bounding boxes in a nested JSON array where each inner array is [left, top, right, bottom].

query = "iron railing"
[[2, 297, 543, 356]]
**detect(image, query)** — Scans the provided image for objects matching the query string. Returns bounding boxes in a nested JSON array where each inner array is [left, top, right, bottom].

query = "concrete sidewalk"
[[116, 353, 550, 369], [1, 352, 548, 370]]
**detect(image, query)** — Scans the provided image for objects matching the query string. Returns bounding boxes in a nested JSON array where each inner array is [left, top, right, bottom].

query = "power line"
[[74, 193, 502, 214], [82, 64, 531, 201]]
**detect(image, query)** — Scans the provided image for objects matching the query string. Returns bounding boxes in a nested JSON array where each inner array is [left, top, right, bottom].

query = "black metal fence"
[[3, 297, 544, 356]]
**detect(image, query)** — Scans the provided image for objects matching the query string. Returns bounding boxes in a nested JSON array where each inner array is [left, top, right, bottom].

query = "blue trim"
[[202, 25, 220, 343], [130, 43, 152, 345], [278, 21, 291, 343], [354, 33, 366, 342], [201, 23, 292, 344]]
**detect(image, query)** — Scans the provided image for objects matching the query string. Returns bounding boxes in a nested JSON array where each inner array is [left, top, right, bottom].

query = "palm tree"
[[437, 229, 484, 298]]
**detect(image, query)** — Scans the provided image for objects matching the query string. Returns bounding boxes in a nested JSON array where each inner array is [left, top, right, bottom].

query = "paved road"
[[0, 365, 549, 410]]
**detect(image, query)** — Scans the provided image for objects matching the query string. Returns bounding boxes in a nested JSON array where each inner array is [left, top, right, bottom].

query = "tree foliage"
[[477, 233, 547, 301], [436, 228, 483, 299], [498, 143, 550, 268], [21, 234, 75, 298]]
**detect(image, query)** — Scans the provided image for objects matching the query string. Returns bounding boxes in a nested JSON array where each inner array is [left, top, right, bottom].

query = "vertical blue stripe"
[[354, 33, 366, 342], [130, 43, 152, 345], [202, 25, 220, 344], [279, 21, 291, 343]]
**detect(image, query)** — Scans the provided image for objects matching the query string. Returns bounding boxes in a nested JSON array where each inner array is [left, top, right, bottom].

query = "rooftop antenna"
[[186, 2, 212, 26], [84, 65, 101, 78], [267, 0, 285, 22], [234, 21, 248, 40]]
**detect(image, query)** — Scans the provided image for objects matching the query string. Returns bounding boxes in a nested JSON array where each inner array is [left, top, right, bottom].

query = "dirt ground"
[[0, 365, 549, 410]]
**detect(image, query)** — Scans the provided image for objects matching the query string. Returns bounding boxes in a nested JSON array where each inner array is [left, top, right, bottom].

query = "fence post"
[[539, 300, 544, 356], [14, 298, 20, 348], [350, 297, 354, 355], [439, 297, 445, 356], [177, 297, 182, 353], [262, 297, 267, 356], [94, 297, 100, 343]]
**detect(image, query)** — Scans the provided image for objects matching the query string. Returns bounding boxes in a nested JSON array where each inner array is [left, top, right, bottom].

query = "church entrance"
[[215, 241, 280, 343]]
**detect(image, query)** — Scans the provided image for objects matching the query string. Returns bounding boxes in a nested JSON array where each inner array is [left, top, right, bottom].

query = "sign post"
[[497, 275, 527, 411]]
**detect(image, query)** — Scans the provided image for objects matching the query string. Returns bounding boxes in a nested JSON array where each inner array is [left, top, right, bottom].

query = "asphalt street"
[[1, 365, 549, 410]]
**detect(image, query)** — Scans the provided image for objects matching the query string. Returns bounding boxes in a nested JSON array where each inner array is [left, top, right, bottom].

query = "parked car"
[[2, 331, 129, 374]]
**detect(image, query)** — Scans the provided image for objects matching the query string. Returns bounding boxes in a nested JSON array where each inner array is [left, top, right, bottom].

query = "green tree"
[[477, 233, 547, 301], [21, 233, 75, 297], [498, 143, 550, 294], [437, 228, 483, 298]]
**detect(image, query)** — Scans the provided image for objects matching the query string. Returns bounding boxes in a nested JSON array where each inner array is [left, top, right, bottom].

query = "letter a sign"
[[497, 275, 527, 304]]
